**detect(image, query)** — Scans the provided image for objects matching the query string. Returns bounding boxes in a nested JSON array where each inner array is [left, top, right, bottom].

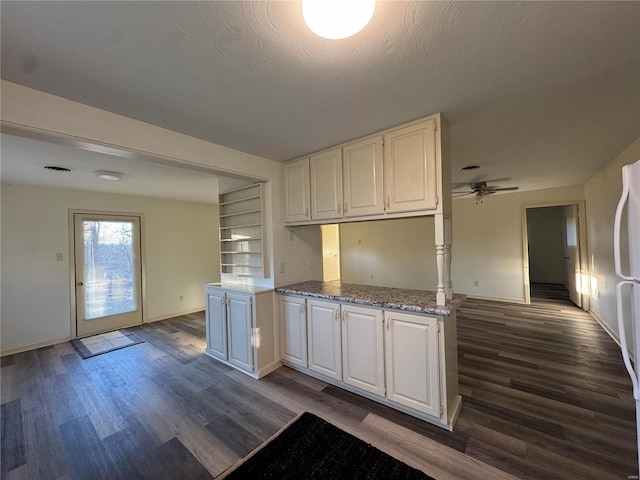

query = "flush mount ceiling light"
[[302, 0, 375, 40], [95, 170, 124, 181]]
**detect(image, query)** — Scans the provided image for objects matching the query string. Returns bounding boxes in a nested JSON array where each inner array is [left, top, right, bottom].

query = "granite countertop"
[[275, 281, 466, 316], [205, 283, 274, 294]]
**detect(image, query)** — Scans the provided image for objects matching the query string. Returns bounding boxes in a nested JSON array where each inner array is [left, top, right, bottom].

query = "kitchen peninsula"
[[276, 280, 464, 430]]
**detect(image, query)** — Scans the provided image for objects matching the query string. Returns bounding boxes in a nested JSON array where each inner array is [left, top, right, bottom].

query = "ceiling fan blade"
[[485, 186, 519, 192], [482, 177, 512, 184], [452, 191, 473, 197]]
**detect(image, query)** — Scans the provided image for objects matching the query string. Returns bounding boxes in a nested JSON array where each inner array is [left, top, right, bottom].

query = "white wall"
[[1, 183, 219, 354], [340, 218, 437, 289], [1, 81, 324, 291], [526, 206, 565, 284], [584, 137, 640, 340], [339, 185, 585, 302]]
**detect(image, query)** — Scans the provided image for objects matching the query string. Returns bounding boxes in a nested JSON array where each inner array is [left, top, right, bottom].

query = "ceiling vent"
[[44, 165, 71, 172]]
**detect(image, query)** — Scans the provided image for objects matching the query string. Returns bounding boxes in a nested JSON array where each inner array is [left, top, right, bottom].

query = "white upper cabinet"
[[385, 310, 440, 418], [310, 148, 343, 221], [343, 136, 384, 217], [283, 114, 445, 224], [284, 158, 311, 223], [383, 119, 438, 213]]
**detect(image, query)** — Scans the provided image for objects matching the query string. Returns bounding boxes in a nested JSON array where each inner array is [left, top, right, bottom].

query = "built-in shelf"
[[219, 183, 268, 279]]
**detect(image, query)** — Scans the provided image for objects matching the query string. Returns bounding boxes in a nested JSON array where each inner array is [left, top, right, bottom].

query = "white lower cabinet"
[[277, 293, 459, 430], [307, 299, 342, 381], [206, 288, 228, 361], [226, 292, 254, 372], [205, 285, 278, 379], [385, 310, 440, 418], [278, 295, 308, 368], [341, 304, 385, 397]]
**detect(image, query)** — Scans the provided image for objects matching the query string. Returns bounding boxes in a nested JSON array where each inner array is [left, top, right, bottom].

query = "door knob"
[[76, 281, 84, 286]]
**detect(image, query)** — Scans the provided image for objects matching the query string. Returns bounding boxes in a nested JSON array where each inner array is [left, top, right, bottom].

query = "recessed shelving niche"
[[219, 183, 268, 278]]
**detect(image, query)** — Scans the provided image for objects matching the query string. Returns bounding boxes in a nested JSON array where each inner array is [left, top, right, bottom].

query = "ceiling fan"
[[452, 180, 519, 204]]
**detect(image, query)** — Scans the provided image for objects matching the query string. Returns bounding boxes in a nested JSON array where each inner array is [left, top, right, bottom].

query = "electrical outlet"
[[473, 280, 479, 287], [288, 231, 294, 241], [180, 295, 184, 301], [306, 259, 312, 269], [55, 253, 64, 262], [280, 262, 286, 273]]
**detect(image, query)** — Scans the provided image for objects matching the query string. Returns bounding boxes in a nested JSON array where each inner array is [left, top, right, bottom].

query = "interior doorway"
[[523, 201, 587, 309], [321, 224, 341, 282], [72, 212, 144, 337]]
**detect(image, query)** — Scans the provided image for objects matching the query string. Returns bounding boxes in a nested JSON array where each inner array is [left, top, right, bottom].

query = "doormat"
[[70, 330, 144, 359], [219, 412, 434, 480]]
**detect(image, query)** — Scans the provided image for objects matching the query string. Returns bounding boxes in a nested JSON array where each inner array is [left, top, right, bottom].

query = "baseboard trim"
[[1, 336, 72, 357], [589, 309, 633, 362], [145, 307, 204, 323]]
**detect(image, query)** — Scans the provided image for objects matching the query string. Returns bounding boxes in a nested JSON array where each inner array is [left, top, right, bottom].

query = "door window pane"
[[83, 220, 137, 319]]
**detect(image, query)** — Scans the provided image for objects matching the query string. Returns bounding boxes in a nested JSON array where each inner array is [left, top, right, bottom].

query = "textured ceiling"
[[1, 1, 639, 194]]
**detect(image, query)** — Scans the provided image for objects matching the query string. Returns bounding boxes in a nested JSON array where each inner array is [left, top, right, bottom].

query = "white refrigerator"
[[614, 158, 640, 474]]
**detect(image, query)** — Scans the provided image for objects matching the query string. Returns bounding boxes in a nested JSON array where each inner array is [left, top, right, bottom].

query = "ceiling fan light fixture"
[[302, 0, 375, 40], [95, 170, 124, 181]]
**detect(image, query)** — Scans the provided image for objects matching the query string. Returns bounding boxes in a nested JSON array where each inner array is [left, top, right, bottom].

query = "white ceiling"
[[0, 134, 251, 203], [1, 1, 639, 195]]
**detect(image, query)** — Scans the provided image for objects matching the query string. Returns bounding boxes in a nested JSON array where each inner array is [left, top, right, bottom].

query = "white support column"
[[435, 213, 446, 305], [444, 215, 453, 300]]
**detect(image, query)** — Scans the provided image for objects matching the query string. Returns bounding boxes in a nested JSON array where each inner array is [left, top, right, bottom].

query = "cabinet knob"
[[337, 203, 341, 214], [344, 202, 348, 213], [335, 308, 340, 320]]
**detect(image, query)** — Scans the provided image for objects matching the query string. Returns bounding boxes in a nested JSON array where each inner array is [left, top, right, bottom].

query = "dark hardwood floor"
[[1, 298, 636, 479]]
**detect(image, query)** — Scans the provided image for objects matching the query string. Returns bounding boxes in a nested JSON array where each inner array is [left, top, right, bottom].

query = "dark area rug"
[[70, 330, 144, 359], [220, 412, 435, 480]]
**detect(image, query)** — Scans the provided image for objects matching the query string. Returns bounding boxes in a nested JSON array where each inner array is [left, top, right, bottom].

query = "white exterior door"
[[278, 295, 308, 368], [73, 213, 143, 337], [383, 119, 437, 213], [227, 292, 254, 372], [307, 300, 342, 381], [206, 289, 227, 361], [284, 158, 311, 223], [343, 136, 384, 217], [341, 305, 385, 397], [311, 148, 343, 220], [385, 311, 440, 418]]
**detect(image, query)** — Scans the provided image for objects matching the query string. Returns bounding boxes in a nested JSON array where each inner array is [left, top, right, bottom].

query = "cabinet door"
[[278, 295, 308, 368], [307, 300, 342, 381], [310, 148, 343, 220], [206, 290, 227, 361], [341, 305, 385, 397], [227, 292, 254, 373], [284, 158, 311, 223], [383, 119, 437, 213], [385, 311, 440, 417], [343, 136, 384, 217]]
